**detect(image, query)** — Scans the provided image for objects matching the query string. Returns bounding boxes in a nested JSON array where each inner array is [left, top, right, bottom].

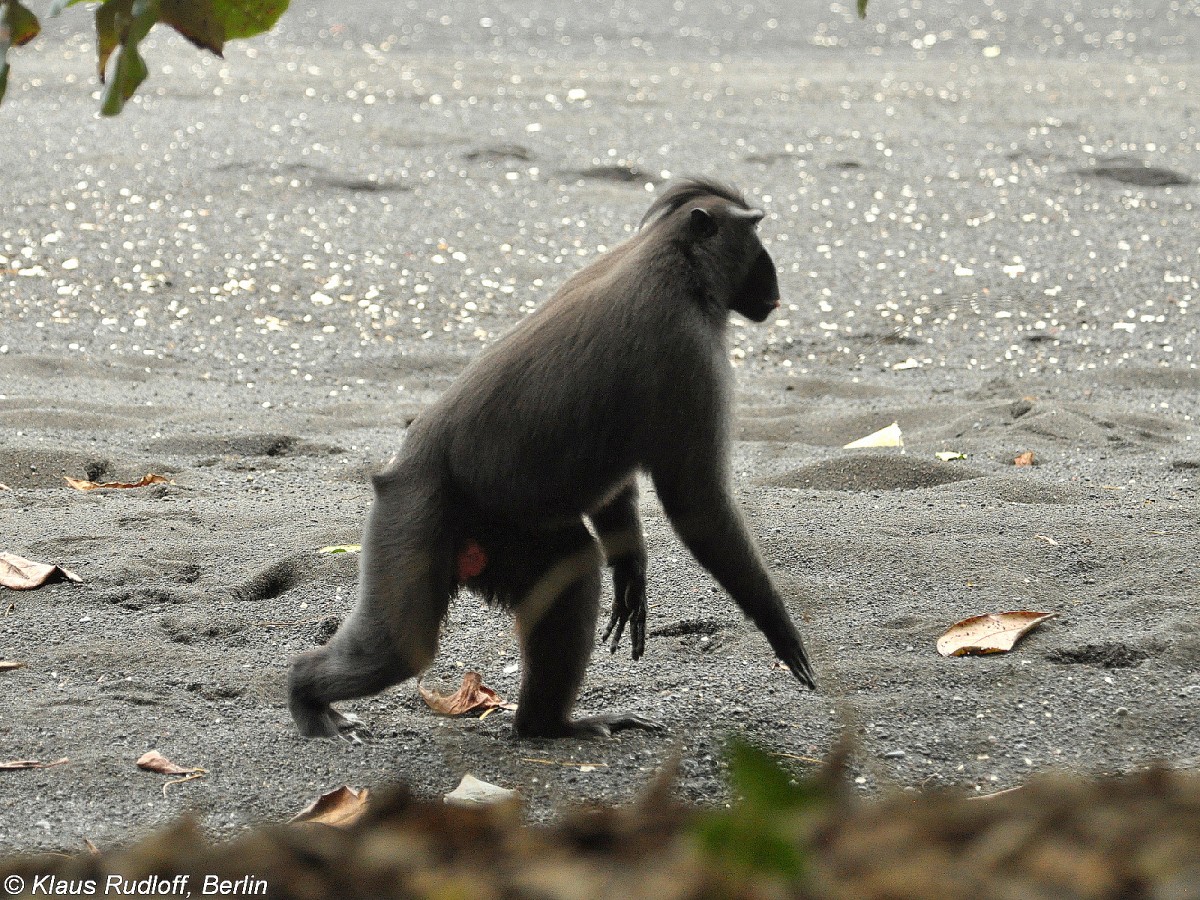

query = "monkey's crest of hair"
[[639, 177, 751, 229]]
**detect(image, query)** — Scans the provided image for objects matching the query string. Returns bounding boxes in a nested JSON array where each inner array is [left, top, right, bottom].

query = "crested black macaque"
[[288, 178, 817, 741]]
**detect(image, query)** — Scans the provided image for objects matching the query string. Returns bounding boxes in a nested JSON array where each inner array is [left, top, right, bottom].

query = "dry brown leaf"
[[937, 611, 1057, 657], [0, 483, 9, 490], [136, 750, 205, 777], [83, 839, 101, 855], [0, 660, 26, 672], [0, 552, 83, 590], [419, 671, 516, 716], [64, 473, 171, 491], [289, 786, 370, 827], [1013, 451, 1036, 467], [0, 757, 69, 770]]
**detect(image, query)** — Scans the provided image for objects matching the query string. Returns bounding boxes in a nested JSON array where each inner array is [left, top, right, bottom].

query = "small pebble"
[[883, 749, 906, 759]]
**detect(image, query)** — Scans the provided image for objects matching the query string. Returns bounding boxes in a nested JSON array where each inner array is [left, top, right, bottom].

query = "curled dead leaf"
[[0, 660, 26, 672], [136, 749, 206, 777], [419, 671, 516, 717], [64, 473, 171, 491], [290, 786, 370, 827], [937, 611, 1057, 657], [0, 483, 9, 490], [0, 552, 82, 590], [1013, 451, 1036, 467]]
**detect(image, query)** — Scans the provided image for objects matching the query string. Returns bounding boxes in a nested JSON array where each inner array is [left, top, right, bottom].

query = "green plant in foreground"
[[693, 742, 831, 882], [0, 0, 289, 113]]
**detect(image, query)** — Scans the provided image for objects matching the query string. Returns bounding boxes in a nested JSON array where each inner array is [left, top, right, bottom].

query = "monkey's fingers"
[[781, 648, 818, 690], [572, 713, 665, 737], [333, 710, 373, 744], [602, 608, 629, 652], [630, 605, 646, 661]]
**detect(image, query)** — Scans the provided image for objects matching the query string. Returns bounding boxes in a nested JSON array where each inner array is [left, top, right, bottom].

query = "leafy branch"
[[0, 0, 289, 114], [3, 0, 871, 116]]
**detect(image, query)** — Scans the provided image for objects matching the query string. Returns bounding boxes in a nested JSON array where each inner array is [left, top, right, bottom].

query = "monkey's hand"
[[602, 557, 647, 659], [774, 633, 818, 690]]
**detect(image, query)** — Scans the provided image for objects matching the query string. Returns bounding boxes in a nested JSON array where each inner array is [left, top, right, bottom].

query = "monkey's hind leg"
[[289, 480, 454, 740], [512, 526, 663, 739]]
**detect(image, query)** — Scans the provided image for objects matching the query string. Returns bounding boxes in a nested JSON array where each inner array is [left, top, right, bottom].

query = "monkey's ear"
[[729, 207, 766, 225], [688, 207, 718, 239]]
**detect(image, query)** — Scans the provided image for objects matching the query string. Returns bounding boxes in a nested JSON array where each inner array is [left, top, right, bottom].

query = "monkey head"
[[729, 245, 781, 323], [687, 204, 781, 324]]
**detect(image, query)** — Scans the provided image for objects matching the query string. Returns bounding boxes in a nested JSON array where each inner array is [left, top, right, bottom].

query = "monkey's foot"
[[292, 704, 372, 744], [516, 713, 664, 740]]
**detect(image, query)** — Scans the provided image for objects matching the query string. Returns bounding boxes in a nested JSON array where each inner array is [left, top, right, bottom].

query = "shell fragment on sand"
[[444, 774, 517, 807], [843, 422, 904, 449]]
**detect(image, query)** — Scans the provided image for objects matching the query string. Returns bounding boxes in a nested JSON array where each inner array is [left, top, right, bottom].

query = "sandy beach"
[[1, 0, 1198, 854]]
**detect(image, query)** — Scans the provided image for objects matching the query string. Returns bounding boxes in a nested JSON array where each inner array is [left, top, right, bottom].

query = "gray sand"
[[2, 0, 1198, 853]]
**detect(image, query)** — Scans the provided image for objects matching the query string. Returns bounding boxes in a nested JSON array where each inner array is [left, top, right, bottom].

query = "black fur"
[[288, 178, 814, 742], [639, 177, 749, 226]]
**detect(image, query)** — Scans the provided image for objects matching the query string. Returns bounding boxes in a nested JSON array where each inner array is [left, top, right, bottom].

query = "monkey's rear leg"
[[512, 527, 662, 739], [289, 620, 432, 740], [289, 482, 454, 740]]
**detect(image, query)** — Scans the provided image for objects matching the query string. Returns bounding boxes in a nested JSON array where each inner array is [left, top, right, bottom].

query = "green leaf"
[[0, 0, 41, 104], [858, 0, 869, 18], [157, 0, 289, 54], [211, 0, 288, 40], [49, 0, 91, 17], [95, 0, 133, 81], [691, 741, 828, 882], [728, 741, 825, 813], [159, 0, 225, 55], [0, 0, 39, 45], [99, 0, 158, 116]]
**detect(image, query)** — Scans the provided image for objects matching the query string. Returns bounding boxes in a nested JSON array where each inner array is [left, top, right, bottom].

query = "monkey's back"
[[399, 239, 727, 528]]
